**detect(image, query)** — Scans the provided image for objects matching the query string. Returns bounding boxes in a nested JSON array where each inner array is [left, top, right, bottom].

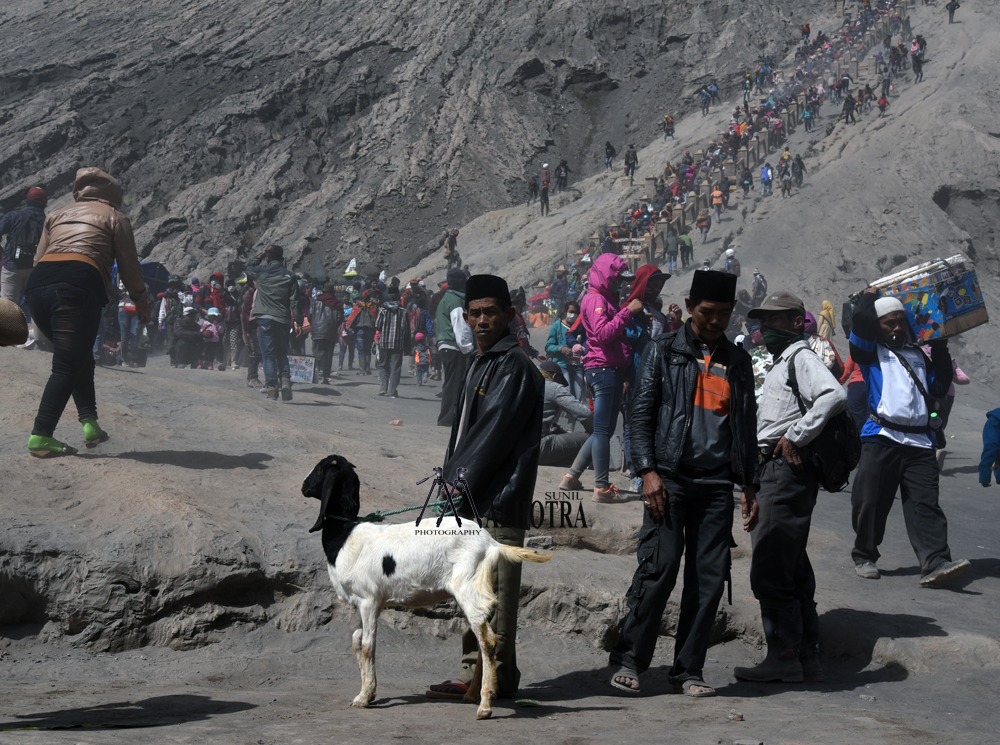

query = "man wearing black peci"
[[426, 274, 544, 702]]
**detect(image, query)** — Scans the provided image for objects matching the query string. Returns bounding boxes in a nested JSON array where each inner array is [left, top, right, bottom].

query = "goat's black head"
[[303, 455, 361, 532]]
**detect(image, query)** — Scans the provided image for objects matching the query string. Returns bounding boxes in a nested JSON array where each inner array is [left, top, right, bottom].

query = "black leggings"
[[27, 283, 104, 437]]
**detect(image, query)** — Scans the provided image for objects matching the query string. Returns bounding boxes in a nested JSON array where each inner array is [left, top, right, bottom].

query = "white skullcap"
[[874, 296, 906, 318]]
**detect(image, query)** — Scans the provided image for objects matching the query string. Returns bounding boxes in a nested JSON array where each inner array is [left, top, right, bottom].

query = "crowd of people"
[[1, 0, 992, 710]]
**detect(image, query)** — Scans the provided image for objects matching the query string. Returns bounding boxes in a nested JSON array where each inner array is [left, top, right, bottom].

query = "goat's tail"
[[498, 545, 554, 564], [471, 546, 554, 608]]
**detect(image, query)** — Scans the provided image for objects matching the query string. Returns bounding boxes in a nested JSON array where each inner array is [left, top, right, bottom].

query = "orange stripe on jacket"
[[693, 369, 731, 415]]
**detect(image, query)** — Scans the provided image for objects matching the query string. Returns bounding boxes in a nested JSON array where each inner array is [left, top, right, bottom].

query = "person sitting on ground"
[[540, 360, 594, 468]]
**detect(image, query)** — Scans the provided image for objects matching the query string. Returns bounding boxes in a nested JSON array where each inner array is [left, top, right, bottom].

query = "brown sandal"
[[426, 679, 470, 700]]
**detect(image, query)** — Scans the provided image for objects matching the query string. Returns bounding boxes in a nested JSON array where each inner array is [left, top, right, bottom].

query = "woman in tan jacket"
[[24, 168, 148, 457]]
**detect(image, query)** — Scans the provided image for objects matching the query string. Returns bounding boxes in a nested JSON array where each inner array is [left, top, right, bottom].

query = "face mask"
[[211, 281, 220, 288], [565, 312, 578, 322], [762, 326, 803, 356]]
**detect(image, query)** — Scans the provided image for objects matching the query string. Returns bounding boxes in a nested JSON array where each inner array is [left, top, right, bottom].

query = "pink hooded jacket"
[[581, 253, 637, 369]]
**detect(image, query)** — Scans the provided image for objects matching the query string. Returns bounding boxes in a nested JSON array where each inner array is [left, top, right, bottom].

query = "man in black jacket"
[[609, 270, 758, 697], [427, 274, 544, 701]]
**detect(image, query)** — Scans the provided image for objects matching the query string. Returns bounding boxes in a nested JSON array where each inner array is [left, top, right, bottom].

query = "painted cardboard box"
[[872, 255, 988, 341], [287, 355, 317, 384]]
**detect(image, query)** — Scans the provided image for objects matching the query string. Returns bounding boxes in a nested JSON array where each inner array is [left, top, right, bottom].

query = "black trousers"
[[437, 347, 466, 426], [610, 480, 733, 682], [851, 442, 951, 575], [751, 457, 819, 647], [26, 282, 104, 437], [170, 336, 203, 368], [313, 337, 335, 379]]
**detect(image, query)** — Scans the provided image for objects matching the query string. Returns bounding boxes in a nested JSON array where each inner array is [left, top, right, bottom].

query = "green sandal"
[[81, 419, 109, 448], [27, 435, 78, 458]]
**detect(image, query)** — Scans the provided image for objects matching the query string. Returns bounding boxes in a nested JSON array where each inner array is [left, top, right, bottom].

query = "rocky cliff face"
[[0, 0, 808, 279]]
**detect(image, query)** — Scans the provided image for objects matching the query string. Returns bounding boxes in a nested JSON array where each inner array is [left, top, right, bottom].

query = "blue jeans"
[[582, 367, 625, 488], [258, 318, 291, 388], [666, 252, 678, 273], [117, 309, 139, 364]]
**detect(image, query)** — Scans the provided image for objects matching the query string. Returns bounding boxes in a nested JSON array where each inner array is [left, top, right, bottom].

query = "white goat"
[[304, 455, 552, 720]]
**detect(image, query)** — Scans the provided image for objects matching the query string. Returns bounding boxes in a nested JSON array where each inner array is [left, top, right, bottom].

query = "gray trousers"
[[610, 479, 733, 682], [539, 431, 590, 468], [751, 457, 819, 648], [851, 442, 951, 575], [0, 267, 32, 304], [377, 348, 404, 396]]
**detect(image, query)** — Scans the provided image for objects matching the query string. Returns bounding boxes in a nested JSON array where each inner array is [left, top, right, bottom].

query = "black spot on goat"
[[382, 554, 396, 577]]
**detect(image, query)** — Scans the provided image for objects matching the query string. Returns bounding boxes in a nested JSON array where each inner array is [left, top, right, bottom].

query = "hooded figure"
[[34, 168, 147, 310], [581, 253, 637, 369], [818, 300, 836, 340]]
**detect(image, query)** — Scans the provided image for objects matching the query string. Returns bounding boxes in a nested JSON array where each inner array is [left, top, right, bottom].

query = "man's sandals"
[[609, 666, 716, 697], [426, 679, 470, 700]]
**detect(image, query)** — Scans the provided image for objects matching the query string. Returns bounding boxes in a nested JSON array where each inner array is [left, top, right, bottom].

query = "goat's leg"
[[466, 620, 498, 719], [351, 627, 364, 672], [352, 601, 379, 707]]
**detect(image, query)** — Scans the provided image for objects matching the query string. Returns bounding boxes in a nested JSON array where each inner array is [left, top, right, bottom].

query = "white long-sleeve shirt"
[[757, 340, 848, 449]]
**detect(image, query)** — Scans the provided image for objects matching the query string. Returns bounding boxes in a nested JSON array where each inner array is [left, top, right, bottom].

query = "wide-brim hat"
[[747, 291, 806, 318], [0, 298, 29, 347]]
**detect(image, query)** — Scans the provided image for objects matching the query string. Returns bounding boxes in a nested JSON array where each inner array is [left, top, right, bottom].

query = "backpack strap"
[[784, 346, 809, 416]]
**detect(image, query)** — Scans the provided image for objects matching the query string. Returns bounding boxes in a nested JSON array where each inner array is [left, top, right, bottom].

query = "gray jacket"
[[543, 380, 592, 432]]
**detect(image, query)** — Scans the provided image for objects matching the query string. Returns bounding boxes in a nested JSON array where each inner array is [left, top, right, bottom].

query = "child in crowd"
[[413, 332, 431, 386], [201, 307, 222, 370]]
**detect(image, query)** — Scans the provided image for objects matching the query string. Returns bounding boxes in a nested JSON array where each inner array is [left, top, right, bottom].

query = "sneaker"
[[247, 378, 262, 388], [593, 485, 629, 504], [388, 394, 397, 399], [920, 558, 971, 588], [559, 474, 583, 491], [377, 391, 387, 396], [17, 338, 36, 350], [266, 387, 280, 400], [855, 561, 880, 580]]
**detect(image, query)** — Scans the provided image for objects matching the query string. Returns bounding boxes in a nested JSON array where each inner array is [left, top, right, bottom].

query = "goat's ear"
[[342, 468, 361, 519], [308, 470, 337, 533]]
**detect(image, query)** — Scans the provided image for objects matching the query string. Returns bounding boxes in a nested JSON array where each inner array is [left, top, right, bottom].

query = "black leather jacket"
[[629, 321, 759, 488], [444, 332, 544, 529]]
